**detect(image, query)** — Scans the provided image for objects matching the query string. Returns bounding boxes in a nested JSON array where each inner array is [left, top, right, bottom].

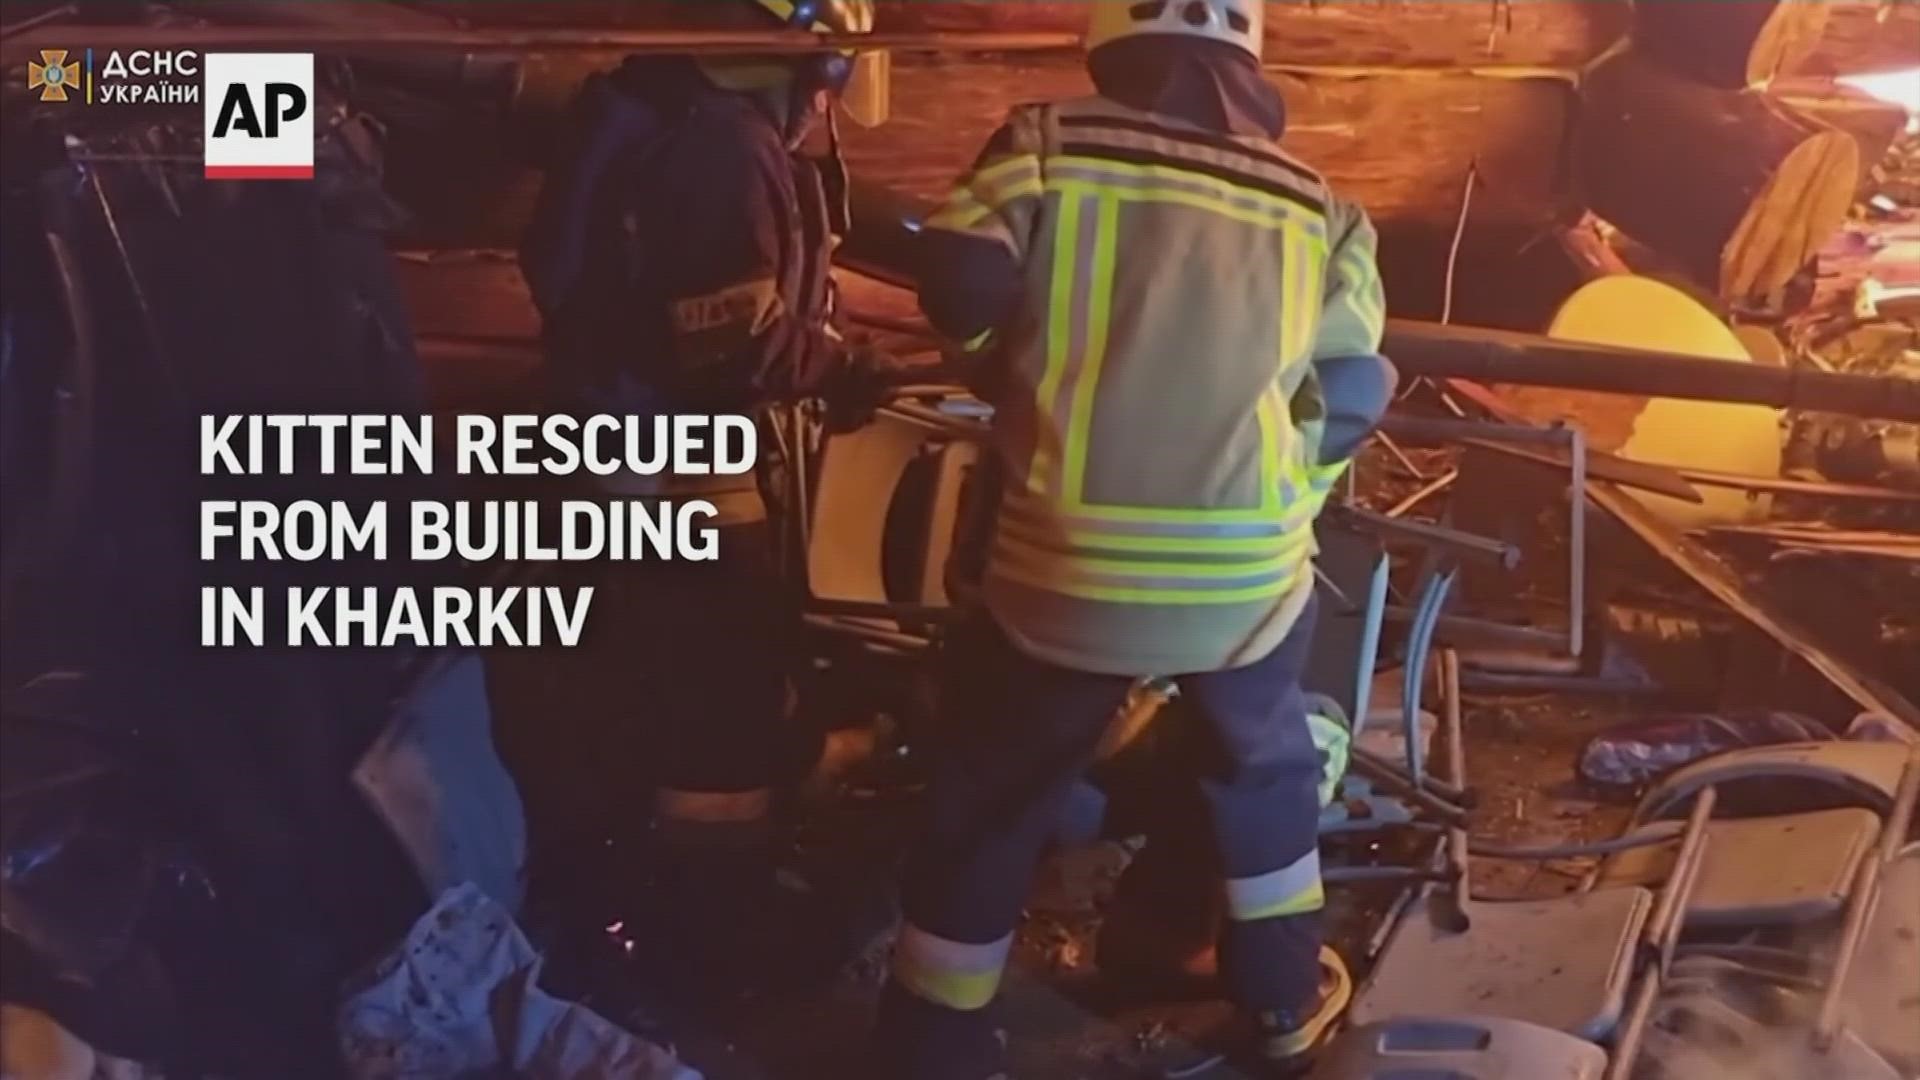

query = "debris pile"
[[338, 884, 699, 1080], [1788, 123, 1920, 493]]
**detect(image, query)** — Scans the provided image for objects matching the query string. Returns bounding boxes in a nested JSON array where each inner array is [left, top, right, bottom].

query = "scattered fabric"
[[338, 884, 699, 1080], [1578, 711, 1833, 790]]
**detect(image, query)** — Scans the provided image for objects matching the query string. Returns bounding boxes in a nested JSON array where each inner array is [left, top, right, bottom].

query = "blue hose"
[[1402, 568, 1457, 791]]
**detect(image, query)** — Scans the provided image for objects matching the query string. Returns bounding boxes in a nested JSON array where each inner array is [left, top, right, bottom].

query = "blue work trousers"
[[898, 592, 1326, 1021]]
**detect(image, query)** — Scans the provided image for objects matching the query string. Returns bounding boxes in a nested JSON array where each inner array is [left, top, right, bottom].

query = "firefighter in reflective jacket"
[[875, 1, 1397, 1074], [520, 0, 897, 997]]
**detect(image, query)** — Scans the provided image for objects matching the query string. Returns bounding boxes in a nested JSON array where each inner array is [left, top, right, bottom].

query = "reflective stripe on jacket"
[[924, 96, 1386, 676]]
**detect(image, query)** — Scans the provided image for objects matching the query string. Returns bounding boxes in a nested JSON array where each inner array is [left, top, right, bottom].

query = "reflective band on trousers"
[[891, 925, 1015, 1012], [1225, 848, 1325, 922], [655, 787, 772, 825]]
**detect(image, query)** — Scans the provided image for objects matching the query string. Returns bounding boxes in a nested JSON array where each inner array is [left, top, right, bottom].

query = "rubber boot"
[[1251, 947, 1353, 1076], [869, 981, 1010, 1080], [1096, 694, 1352, 1000]]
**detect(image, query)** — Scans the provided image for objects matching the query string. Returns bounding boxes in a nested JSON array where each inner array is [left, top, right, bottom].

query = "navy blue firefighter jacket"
[[522, 57, 850, 417]]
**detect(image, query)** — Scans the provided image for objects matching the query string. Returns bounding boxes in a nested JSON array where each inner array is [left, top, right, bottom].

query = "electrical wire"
[[1440, 164, 1479, 327]]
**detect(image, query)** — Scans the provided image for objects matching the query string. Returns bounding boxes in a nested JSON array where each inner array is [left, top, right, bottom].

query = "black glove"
[[823, 345, 898, 434]]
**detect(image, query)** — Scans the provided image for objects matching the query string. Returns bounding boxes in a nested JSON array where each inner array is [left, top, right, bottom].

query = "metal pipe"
[[1610, 785, 1717, 1080], [1645, 786, 1718, 968], [1606, 976, 1663, 1080], [1468, 822, 1685, 861], [832, 179, 1919, 423], [1346, 749, 1471, 826], [1382, 320, 1920, 423], [1814, 749, 1920, 1049], [1375, 416, 1589, 659], [835, 185, 1920, 422], [1459, 669, 1653, 695], [1427, 647, 1473, 934], [1337, 506, 1522, 569], [1382, 610, 1564, 651], [1381, 414, 1576, 448], [1348, 554, 1392, 742], [1441, 649, 1470, 891], [1667, 465, 1920, 503], [1354, 746, 1468, 805], [1404, 570, 1457, 789], [1568, 425, 1587, 660], [1446, 436, 1703, 504], [1323, 866, 1456, 885]]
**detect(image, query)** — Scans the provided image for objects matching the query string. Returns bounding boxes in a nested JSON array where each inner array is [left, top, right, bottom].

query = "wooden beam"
[[1631, 0, 1832, 89], [380, 52, 1573, 245], [1774, 78, 1911, 182], [873, 1, 1629, 68], [395, 0, 1628, 67], [1794, 0, 1920, 77], [838, 54, 1573, 228], [1580, 49, 1861, 305]]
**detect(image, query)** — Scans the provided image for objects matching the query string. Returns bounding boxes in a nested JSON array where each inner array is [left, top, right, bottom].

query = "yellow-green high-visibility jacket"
[[925, 96, 1387, 677]]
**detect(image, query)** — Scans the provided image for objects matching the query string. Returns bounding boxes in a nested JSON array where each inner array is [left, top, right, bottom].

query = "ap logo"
[[203, 53, 313, 179]]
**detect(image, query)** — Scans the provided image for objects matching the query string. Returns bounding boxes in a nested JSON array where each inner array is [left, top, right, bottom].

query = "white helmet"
[[1086, 0, 1265, 62]]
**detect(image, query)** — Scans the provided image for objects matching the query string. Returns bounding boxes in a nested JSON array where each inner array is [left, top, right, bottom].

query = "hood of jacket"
[[1088, 35, 1285, 140]]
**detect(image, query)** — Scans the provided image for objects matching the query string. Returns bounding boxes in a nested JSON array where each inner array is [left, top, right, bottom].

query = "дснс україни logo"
[[21, 47, 316, 180], [27, 50, 80, 102]]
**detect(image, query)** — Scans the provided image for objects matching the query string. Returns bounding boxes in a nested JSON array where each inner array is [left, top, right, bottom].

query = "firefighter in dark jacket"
[[519, 0, 893, 997]]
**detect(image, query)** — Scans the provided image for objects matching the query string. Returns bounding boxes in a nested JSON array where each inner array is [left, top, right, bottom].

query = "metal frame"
[[1604, 787, 1719, 1080], [1381, 415, 1589, 661], [1813, 750, 1920, 1051], [785, 386, 985, 656], [1354, 648, 1719, 1065], [1319, 554, 1432, 836]]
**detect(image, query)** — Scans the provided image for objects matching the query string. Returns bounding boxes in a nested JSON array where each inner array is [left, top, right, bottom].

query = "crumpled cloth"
[[337, 884, 699, 1080]]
